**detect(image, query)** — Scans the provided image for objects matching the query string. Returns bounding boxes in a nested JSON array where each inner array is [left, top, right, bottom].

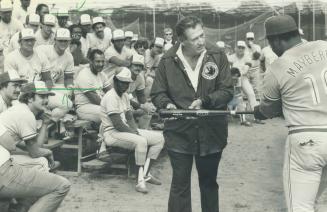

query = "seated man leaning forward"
[[75, 49, 110, 123], [0, 81, 70, 212], [100, 67, 164, 194]]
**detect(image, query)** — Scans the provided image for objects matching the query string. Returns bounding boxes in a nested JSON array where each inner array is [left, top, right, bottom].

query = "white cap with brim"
[[28, 14, 40, 25], [92, 17, 105, 26], [125, 31, 133, 38], [20, 28, 35, 40], [21, 81, 55, 96], [0, 0, 13, 12], [55, 28, 71, 40], [112, 29, 125, 40], [132, 54, 144, 67], [216, 41, 225, 48], [246, 32, 255, 39], [154, 37, 164, 47], [237, 41, 246, 47], [0, 70, 27, 84], [116, 67, 133, 82], [80, 14, 92, 25], [43, 14, 56, 26]]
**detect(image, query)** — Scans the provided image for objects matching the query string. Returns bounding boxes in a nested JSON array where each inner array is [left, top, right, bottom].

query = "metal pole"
[[313, 0, 315, 40], [298, 8, 301, 28], [153, 6, 156, 39]]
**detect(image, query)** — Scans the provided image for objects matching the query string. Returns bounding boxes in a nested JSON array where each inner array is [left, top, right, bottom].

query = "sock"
[[98, 142, 106, 153], [143, 158, 151, 177], [138, 166, 144, 183]]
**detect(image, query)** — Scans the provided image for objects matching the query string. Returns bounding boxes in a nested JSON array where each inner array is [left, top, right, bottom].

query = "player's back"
[[268, 40, 327, 126]]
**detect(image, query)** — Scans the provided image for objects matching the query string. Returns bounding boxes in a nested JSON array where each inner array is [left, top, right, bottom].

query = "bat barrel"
[[159, 109, 254, 118]]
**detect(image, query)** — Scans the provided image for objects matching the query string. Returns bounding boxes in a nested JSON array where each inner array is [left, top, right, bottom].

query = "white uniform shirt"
[[4, 49, 51, 82], [0, 19, 23, 54], [34, 30, 55, 47], [104, 45, 132, 77], [35, 45, 74, 84], [87, 28, 112, 53], [80, 36, 89, 57], [0, 95, 9, 113], [12, 6, 29, 25], [100, 88, 131, 132], [228, 53, 252, 76]]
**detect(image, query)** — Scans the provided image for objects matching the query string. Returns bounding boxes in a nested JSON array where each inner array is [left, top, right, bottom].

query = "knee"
[[136, 137, 148, 150], [56, 177, 71, 195]]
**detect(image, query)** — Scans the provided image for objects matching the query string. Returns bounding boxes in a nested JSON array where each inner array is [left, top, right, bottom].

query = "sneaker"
[[144, 174, 162, 185], [135, 180, 148, 194], [241, 121, 252, 127]]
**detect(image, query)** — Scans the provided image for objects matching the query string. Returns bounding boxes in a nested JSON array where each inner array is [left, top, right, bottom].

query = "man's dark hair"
[[266, 30, 300, 42], [175, 16, 203, 40], [0, 82, 9, 89], [35, 3, 48, 14], [134, 39, 148, 50], [19, 92, 35, 104], [89, 49, 104, 61], [230, 67, 241, 77], [69, 24, 82, 35]]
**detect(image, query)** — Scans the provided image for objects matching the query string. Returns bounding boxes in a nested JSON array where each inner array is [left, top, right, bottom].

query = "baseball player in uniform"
[[254, 15, 327, 212]]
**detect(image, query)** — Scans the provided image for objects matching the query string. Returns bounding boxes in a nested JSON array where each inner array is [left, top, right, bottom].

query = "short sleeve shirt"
[[100, 88, 131, 131], [103, 45, 132, 76], [35, 45, 74, 84], [0, 103, 37, 143], [0, 95, 8, 113], [4, 49, 51, 82], [87, 28, 112, 52], [144, 49, 163, 70], [34, 30, 55, 47], [74, 67, 110, 106], [228, 54, 252, 76], [0, 19, 23, 54]]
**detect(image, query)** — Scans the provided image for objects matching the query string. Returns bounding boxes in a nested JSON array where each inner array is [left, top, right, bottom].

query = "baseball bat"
[[159, 109, 254, 118]]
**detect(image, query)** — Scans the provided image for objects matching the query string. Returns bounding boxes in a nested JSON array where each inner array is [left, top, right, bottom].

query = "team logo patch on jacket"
[[202, 62, 219, 80]]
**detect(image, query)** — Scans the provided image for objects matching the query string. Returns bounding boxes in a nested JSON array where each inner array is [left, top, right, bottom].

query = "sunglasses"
[[165, 33, 172, 36], [247, 38, 254, 41]]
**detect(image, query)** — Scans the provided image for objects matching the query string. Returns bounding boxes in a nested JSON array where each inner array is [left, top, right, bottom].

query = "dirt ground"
[[58, 118, 327, 212]]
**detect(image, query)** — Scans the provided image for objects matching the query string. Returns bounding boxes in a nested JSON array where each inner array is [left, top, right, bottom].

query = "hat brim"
[[116, 76, 133, 82], [9, 78, 28, 83], [35, 91, 56, 96], [21, 36, 36, 40], [55, 37, 71, 41], [113, 37, 125, 41], [0, 8, 13, 12]]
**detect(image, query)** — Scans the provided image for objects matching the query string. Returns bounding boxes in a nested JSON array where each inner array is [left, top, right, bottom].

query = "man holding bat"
[[151, 16, 233, 212]]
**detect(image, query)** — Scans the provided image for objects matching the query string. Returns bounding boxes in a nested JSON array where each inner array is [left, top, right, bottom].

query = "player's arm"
[[84, 91, 101, 105], [254, 71, 282, 120], [109, 56, 131, 67], [200, 53, 234, 109], [109, 111, 138, 135]]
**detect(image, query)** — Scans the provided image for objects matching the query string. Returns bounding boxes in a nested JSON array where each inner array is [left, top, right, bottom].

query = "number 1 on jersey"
[[304, 69, 327, 105]]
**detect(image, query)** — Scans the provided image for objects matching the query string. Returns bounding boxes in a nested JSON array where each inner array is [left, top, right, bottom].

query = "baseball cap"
[[92, 17, 105, 27], [115, 67, 133, 82], [237, 40, 246, 48], [20, 81, 55, 96], [125, 31, 133, 38], [80, 14, 91, 25], [246, 32, 255, 39], [19, 28, 35, 40], [216, 41, 225, 48], [43, 14, 56, 26], [28, 14, 40, 25], [132, 54, 144, 67], [0, 70, 27, 84], [55, 28, 71, 40], [265, 15, 298, 37], [112, 29, 125, 40], [132, 34, 138, 41], [57, 8, 69, 17], [154, 37, 164, 47], [0, 0, 13, 12]]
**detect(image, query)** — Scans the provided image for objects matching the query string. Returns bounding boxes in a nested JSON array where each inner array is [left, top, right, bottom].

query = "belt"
[[288, 127, 327, 135]]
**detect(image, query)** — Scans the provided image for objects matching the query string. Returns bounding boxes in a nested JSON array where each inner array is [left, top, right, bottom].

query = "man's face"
[[246, 37, 254, 46], [125, 37, 132, 47], [55, 39, 70, 52], [164, 30, 173, 41], [115, 80, 130, 94], [27, 23, 39, 33], [182, 24, 205, 56], [90, 53, 105, 73], [57, 16, 68, 28], [31, 94, 49, 112], [136, 45, 145, 55], [113, 39, 125, 52], [20, 0, 31, 8], [130, 64, 143, 80], [39, 6, 49, 18], [268, 38, 283, 57], [235, 46, 245, 57], [3, 82, 22, 100], [71, 27, 82, 41], [1, 11, 12, 23], [81, 24, 92, 34], [152, 45, 163, 55], [94, 24, 104, 38], [20, 38, 36, 53], [41, 24, 54, 37]]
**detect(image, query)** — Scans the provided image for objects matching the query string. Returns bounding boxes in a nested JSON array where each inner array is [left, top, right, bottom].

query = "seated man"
[[75, 49, 110, 123], [100, 67, 164, 194], [0, 81, 70, 212]]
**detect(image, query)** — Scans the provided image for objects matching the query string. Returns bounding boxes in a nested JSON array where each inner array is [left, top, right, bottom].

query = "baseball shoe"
[[241, 121, 252, 127], [254, 119, 265, 124], [135, 180, 148, 194], [144, 174, 162, 185]]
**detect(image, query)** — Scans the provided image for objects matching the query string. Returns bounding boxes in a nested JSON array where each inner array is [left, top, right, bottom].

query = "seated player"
[[100, 67, 164, 194]]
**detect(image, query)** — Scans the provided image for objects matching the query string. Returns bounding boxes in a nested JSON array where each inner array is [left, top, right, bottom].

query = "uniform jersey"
[[80, 36, 89, 57], [262, 40, 327, 126], [0, 95, 9, 113], [4, 49, 51, 82], [34, 30, 55, 47], [104, 45, 132, 77], [100, 88, 131, 132], [0, 103, 37, 143], [260, 45, 278, 71], [35, 45, 74, 84], [86, 28, 112, 53], [0, 19, 23, 54], [144, 49, 162, 71], [107, 72, 146, 94], [12, 6, 29, 26], [245, 43, 261, 70], [228, 54, 252, 75], [74, 67, 110, 106]]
